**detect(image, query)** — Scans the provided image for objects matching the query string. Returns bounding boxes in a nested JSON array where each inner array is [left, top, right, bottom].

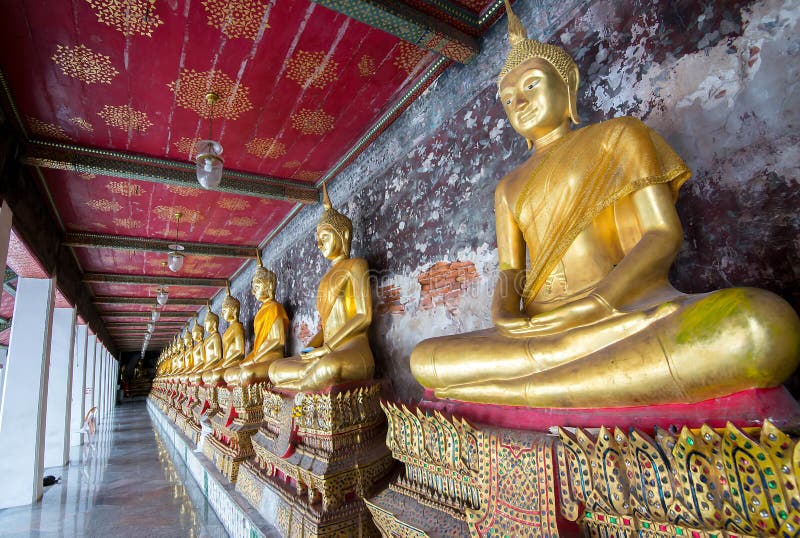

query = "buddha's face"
[[499, 58, 570, 141], [204, 317, 218, 334], [252, 279, 274, 302], [221, 304, 239, 323], [192, 326, 203, 342], [317, 225, 347, 261]]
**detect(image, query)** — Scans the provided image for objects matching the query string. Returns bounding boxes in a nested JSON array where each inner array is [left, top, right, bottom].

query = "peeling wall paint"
[[209, 0, 799, 401]]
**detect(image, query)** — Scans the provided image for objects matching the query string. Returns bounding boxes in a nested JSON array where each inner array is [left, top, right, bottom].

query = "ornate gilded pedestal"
[[368, 388, 800, 538], [203, 381, 267, 482], [235, 381, 395, 537]]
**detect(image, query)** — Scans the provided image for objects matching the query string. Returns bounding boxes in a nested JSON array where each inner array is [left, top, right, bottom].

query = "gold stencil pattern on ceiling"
[[217, 197, 250, 211], [27, 117, 72, 141], [86, 199, 123, 212], [200, 0, 271, 40], [167, 69, 253, 119], [205, 228, 232, 237], [290, 170, 322, 181], [85, 0, 163, 37], [153, 205, 205, 224], [107, 181, 144, 197], [358, 55, 376, 77], [80, 172, 97, 180], [51, 44, 119, 84], [285, 50, 339, 89], [165, 185, 202, 197], [69, 117, 94, 132], [97, 105, 153, 133], [290, 108, 335, 135], [113, 217, 142, 229], [245, 137, 286, 159], [172, 137, 203, 158], [393, 42, 427, 74], [227, 216, 256, 226], [282, 160, 301, 169]]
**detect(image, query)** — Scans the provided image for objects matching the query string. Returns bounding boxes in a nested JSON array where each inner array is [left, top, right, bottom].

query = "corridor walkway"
[[0, 401, 228, 537]]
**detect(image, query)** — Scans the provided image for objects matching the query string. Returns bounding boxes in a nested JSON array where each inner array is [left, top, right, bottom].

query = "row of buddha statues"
[[150, 2, 800, 535]]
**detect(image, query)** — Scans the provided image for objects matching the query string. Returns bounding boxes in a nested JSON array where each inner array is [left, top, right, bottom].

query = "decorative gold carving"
[[153, 205, 204, 224], [285, 50, 339, 89], [27, 117, 72, 141], [106, 181, 143, 196], [85, 0, 164, 36], [205, 228, 232, 237], [290, 170, 322, 182], [200, 0, 270, 40], [217, 197, 250, 211], [226, 216, 256, 227], [69, 117, 94, 132], [97, 104, 153, 133], [558, 421, 800, 537], [244, 137, 286, 159], [165, 185, 202, 197], [290, 108, 335, 135], [358, 55, 376, 78], [172, 137, 203, 158], [113, 217, 142, 229], [51, 44, 118, 84], [86, 199, 122, 212], [393, 42, 427, 75], [167, 69, 253, 120]]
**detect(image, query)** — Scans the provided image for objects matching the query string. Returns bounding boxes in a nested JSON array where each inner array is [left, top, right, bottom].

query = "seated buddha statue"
[[134, 359, 145, 380], [188, 306, 222, 386], [269, 186, 375, 392], [201, 284, 246, 387], [170, 330, 192, 383], [223, 253, 289, 388], [409, 0, 800, 408]]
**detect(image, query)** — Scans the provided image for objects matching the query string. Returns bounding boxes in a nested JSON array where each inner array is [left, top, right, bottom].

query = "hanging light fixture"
[[147, 322, 155, 333], [151, 308, 160, 322], [195, 92, 224, 189], [167, 212, 185, 272], [156, 287, 169, 306]]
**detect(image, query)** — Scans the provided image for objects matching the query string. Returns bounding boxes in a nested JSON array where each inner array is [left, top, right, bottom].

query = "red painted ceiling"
[[0, 0, 469, 349]]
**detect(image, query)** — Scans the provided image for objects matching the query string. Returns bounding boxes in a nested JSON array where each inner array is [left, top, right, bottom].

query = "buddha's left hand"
[[509, 294, 614, 336], [300, 346, 329, 360]]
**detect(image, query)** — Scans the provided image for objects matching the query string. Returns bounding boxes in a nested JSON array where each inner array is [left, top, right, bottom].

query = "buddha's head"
[[252, 251, 277, 302], [221, 281, 241, 324], [498, 0, 580, 146], [192, 316, 204, 342], [316, 184, 352, 261], [204, 304, 219, 334], [183, 329, 193, 348]]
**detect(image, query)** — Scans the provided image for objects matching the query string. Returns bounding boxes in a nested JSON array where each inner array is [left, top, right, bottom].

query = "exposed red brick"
[[417, 260, 479, 312], [377, 284, 405, 316]]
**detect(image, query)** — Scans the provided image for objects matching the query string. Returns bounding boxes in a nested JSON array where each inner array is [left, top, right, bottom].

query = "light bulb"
[[151, 309, 160, 322], [204, 157, 213, 173], [156, 288, 169, 306], [167, 251, 184, 272], [195, 140, 223, 190], [147, 323, 154, 333]]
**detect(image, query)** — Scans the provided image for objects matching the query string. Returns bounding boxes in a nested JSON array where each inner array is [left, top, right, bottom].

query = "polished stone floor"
[[0, 402, 228, 537]]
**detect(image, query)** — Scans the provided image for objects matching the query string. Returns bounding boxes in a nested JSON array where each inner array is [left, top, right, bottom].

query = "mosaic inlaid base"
[[372, 395, 800, 538]]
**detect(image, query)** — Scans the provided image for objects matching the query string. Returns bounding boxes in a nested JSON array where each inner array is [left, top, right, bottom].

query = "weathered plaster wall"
[[210, 0, 800, 401]]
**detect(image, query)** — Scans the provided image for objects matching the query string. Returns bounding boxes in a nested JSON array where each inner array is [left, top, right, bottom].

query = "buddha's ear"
[[567, 66, 581, 124]]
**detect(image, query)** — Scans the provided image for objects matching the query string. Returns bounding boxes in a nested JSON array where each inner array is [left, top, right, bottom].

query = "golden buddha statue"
[[223, 253, 289, 388], [188, 306, 222, 385], [134, 359, 145, 380], [202, 283, 246, 387], [269, 186, 375, 391], [409, 0, 800, 408]]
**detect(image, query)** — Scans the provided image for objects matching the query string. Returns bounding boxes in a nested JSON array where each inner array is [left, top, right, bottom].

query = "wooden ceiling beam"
[[65, 231, 256, 258], [94, 296, 208, 305], [20, 140, 320, 205], [100, 310, 196, 320], [312, 0, 479, 63], [84, 273, 226, 287]]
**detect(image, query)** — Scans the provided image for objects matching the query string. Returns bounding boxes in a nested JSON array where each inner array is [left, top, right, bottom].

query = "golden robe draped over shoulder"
[[515, 116, 691, 305], [252, 301, 288, 353]]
